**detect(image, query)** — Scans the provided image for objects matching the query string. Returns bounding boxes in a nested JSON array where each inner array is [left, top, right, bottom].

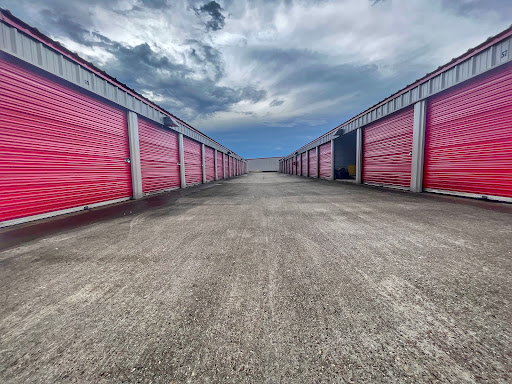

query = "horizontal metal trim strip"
[[424, 188, 512, 203], [0, 197, 130, 228]]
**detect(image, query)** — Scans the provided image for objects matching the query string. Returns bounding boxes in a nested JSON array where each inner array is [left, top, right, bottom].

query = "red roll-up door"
[[308, 149, 317, 177], [362, 107, 414, 188], [183, 136, 202, 185], [230, 157, 234, 177], [0, 57, 132, 224], [302, 153, 307, 176], [319, 142, 332, 179], [296, 155, 300, 175], [205, 146, 215, 182], [139, 118, 180, 194], [424, 64, 512, 199], [216, 151, 223, 179], [224, 154, 228, 178]]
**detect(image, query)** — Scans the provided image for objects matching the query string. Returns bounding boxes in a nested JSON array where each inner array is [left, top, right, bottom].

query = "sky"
[[3, 0, 511, 158]]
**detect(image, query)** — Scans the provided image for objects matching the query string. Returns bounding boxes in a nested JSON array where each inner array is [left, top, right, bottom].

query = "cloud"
[[270, 99, 284, 107], [195, 1, 226, 31]]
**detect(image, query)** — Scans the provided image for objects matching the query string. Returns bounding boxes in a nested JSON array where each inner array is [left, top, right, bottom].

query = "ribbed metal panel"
[[230, 157, 234, 177], [362, 107, 414, 188], [319, 142, 332, 179], [424, 63, 512, 198], [301, 153, 307, 176], [217, 151, 223, 179], [224, 155, 229, 178], [205, 146, 215, 181], [139, 117, 180, 194], [0, 56, 131, 223], [183, 137, 202, 185], [308, 149, 317, 178], [0, 16, 245, 160]]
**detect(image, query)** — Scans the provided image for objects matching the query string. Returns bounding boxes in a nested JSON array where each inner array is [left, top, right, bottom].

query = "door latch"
[[124, 158, 131, 163]]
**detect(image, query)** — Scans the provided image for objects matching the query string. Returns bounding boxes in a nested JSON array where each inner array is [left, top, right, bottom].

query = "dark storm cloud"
[[96, 39, 265, 116], [195, 1, 226, 31], [270, 99, 284, 107], [39, 9, 93, 47], [185, 39, 225, 81]]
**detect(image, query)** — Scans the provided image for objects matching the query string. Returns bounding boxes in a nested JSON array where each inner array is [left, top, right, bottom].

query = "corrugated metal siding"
[[319, 142, 332, 179], [301, 153, 307, 176], [205, 146, 215, 181], [296, 155, 300, 175], [224, 154, 228, 178], [217, 151, 223, 179], [139, 117, 180, 194], [362, 107, 414, 187], [424, 64, 512, 198], [183, 136, 202, 185], [308, 149, 317, 177], [0, 56, 132, 223]]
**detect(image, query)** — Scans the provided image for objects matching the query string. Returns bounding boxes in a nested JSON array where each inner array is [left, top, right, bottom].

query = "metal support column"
[[127, 111, 143, 199], [222, 153, 225, 179], [315, 147, 320, 178], [178, 133, 186, 188], [214, 149, 218, 180], [331, 139, 335, 180], [201, 143, 206, 184], [356, 128, 363, 184], [410, 100, 427, 192], [306, 151, 309, 177]]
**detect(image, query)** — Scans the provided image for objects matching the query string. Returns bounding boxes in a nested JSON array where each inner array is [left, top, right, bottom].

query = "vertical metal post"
[[331, 139, 335, 180], [356, 128, 363, 184], [222, 153, 225, 179], [178, 133, 186, 188], [201, 143, 206, 184], [214, 149, 218, 180], [315, 147, 320, 178], [306, 151, 309, 177], [410, 100, 427, 192], [127, 111, 143, 199]]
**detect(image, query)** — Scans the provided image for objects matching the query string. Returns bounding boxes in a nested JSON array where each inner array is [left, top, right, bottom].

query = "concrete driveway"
[[1, 173, 511, 383]]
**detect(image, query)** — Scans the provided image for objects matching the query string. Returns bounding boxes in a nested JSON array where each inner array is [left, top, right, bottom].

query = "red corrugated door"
[[296, 155, 300, 175], [224, 154, 228, 178], [216, 151, 223, 179], [308, 149, 317, 177], [205, 146, 215, 182], [362, 107, 414, 187], [183, 137, 202, 185], [139, 118, 180, 194], [0, 57, 132, 224], [230, 157, 233, 177], [301, 153, 307, 176], [319, 142, 332, 179], [424, 64, 512, 198]]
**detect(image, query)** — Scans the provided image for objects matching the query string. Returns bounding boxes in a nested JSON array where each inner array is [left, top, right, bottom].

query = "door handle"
[[124, 158, 131, 163]]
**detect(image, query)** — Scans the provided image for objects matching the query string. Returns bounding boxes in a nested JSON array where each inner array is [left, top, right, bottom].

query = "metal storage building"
[[247, 157, 282, 172], [0, 9, 247, 227], [280, 25, 512, 202]]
